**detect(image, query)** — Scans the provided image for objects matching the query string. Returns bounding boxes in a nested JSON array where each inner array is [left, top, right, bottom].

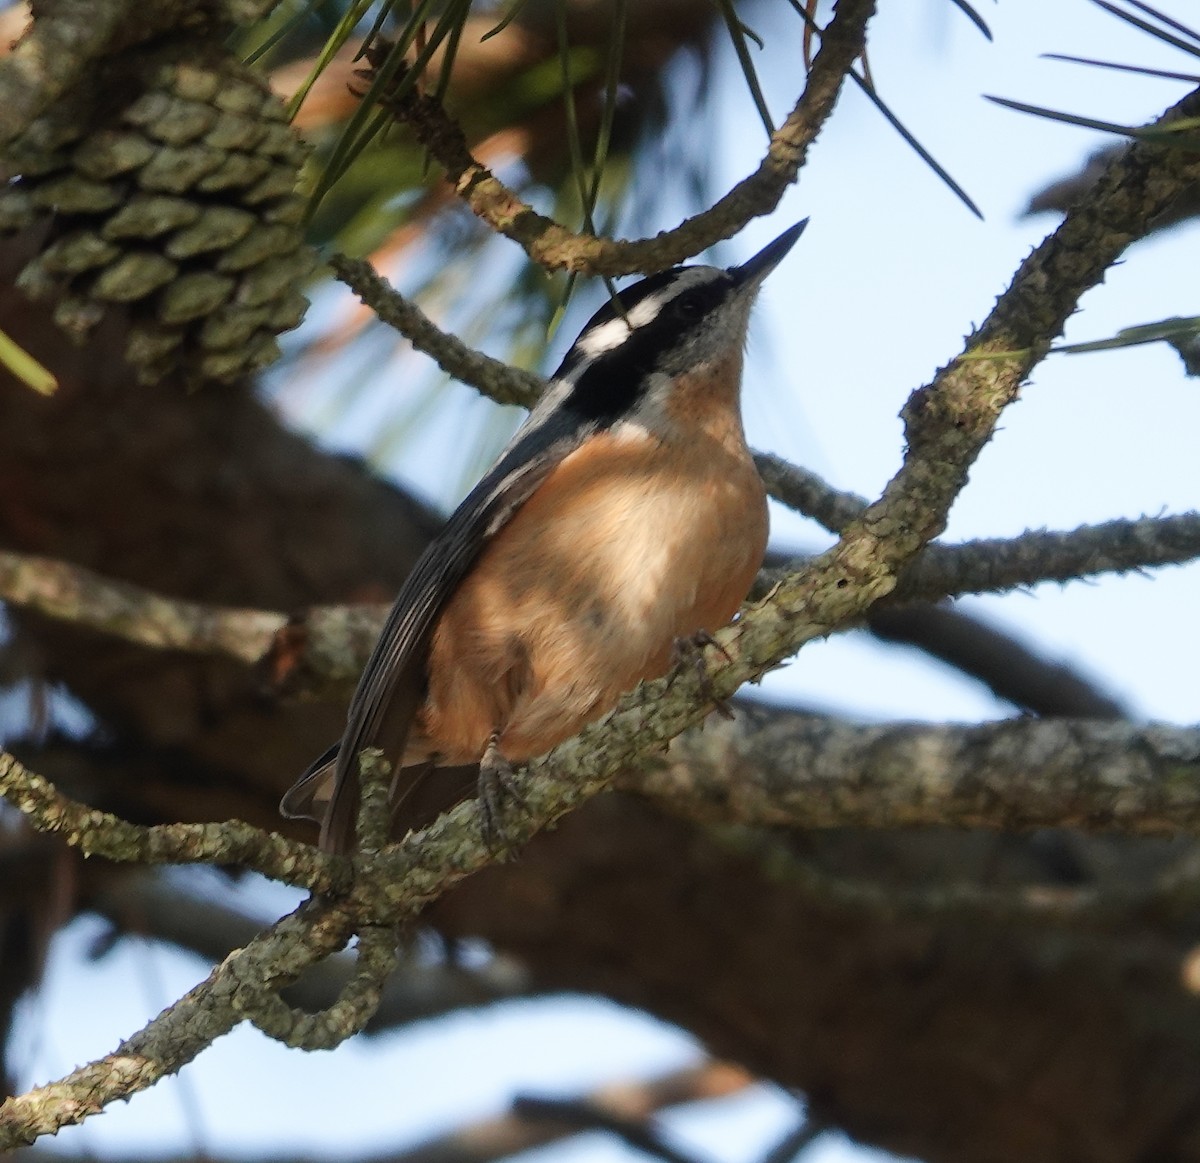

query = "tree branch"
[[640, 709, 1200, 837], [0, 895, 354, 1148], [753, 453, 869, 534], [5, 68, 1200, 1153], [327, 254, 543, 409], [363, 0, 877, 275], [865, 602, 1128, 719], [0, 751, 347, 895], [9, 1061, 754, 1163], [897, 513, 1200, 602], [91, 868, 535, 1033], [0, 549, 284, 665], [247, 923, 400, 1050], [351, 92, 1200, 932], [698, 822, 1189, 926]]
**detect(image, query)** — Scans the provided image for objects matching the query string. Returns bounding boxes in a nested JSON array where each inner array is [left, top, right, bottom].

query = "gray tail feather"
[[280, 742, 351, 853]]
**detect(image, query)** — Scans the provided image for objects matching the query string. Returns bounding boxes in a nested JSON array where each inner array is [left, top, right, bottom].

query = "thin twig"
[[248, 923, 399, 1050], [0, 896, 355, 1148]]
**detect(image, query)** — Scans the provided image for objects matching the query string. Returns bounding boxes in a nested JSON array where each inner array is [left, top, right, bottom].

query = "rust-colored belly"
[[418, 425, 768, 764]]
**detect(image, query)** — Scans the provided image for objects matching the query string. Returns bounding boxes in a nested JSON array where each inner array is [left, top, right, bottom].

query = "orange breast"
[[419, 410, 768, 765]]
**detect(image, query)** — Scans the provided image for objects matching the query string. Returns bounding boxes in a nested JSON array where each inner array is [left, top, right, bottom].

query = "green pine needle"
[[0, 329, 57, 395]]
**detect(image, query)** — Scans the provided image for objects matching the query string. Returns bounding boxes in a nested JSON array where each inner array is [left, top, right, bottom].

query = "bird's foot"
[[669, 629, 736, 719], [478, 734, 526, 852]]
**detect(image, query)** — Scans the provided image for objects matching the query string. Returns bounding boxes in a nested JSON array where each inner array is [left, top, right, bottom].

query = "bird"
[[282, 220, 807, 853]]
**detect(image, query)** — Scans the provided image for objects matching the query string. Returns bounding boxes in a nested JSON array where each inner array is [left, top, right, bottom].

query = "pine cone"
[[0, 36, 315, 385]]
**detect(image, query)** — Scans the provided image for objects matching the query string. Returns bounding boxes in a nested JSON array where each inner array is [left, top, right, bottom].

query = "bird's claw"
[[669, 630, 736, 719], [477, 735, 526, 852]]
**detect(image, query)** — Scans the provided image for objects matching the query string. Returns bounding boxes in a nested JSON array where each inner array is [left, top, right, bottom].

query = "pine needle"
[[0, 328, 56, 395], [714, 0, 775, 136], [1116, 0, 1200, 47], [986, 95, 1200, 144], [285, 0, 377, 119], [481, 0, 534, 43], [307, 0, 464, 216], [1091, 0, 1200, 59], [785, 0, 981, 217], [851, 69, 982, 218], [244, 0, 333, 68], [1041, 52, 1198, 82], [1054, 314, 1200, 354], [947, 0, 993, 41]]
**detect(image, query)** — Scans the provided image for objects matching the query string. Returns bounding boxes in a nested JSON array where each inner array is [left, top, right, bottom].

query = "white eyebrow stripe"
[[575, 316, 630, 358], [574, 293, 665, 357], [569, 267, 723, 361]]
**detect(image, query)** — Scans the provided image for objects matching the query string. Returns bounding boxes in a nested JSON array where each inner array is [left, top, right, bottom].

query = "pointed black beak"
[[731, 219, 808, 286]]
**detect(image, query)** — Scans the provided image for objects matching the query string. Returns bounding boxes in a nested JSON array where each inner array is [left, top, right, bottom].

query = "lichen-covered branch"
[[897, 512, 1200, 602], [0, 896, 354, 1148], [367, 0, 876, 275], [0, 549, 285, 664], [636, 709, 1200, 836], [328, 253, 543, 409], [754, 453, 869, 534], [91, 869, 535, 1033], [248, 924, 399, 1050], [0, 751, 347, 895]]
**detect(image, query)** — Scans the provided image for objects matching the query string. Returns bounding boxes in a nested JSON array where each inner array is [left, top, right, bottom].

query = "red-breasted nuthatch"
[[283, 220, 806, 851]]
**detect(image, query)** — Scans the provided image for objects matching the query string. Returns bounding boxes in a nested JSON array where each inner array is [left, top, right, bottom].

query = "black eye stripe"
[[551, 269, 735, 424]]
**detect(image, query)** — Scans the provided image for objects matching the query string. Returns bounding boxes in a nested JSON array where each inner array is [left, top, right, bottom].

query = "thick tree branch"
[[0, 549, 284, 665], [641, 710, 1200, 837], [365, 0, 876, 275], [700, 822, 1197, 926]]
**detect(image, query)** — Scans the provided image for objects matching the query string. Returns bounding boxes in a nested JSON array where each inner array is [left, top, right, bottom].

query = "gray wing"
[[282, 394, 594, 852]]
